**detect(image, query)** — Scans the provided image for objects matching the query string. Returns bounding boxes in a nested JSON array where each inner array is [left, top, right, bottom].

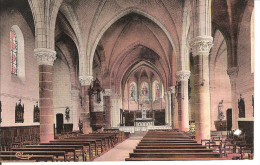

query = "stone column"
[[176, 70, 190, 132], [104, 89, 112, 128], [170, 86, 178, 129], [189, 0, 213, 142], [35, 48, 56, 143], [164, 92, 169, 125], [227, 67, 239, 129], [190, 36, 213, 142], [71, 89, 80, 131], [167, 91, 172, 126], [111, 94, 120, 127], [79, 76, 93, 134]]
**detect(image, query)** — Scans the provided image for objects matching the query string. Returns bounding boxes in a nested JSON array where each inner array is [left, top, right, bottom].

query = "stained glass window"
[[10, 29, 18, 75]]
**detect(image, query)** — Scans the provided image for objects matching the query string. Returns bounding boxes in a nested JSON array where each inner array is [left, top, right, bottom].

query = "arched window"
[[129, 82, 137, 102], [10, 25, 25, 81], [10, 29, 18, 75], [152, 80, 160, 101]]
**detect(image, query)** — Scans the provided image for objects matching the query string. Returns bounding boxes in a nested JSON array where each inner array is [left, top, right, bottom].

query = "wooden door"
[[56, 113, 64, 134], [226, 109, 232, 131]]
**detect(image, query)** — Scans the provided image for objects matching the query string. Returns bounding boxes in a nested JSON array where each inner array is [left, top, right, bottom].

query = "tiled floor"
[[93, 131, 146, 161]]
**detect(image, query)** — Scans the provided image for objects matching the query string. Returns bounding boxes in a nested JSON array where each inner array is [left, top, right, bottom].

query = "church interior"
[[0, 0, 255, 162]]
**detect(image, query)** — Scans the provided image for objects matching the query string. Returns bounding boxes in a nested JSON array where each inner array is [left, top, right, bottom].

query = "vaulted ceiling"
[[94, 13, 174, 92]]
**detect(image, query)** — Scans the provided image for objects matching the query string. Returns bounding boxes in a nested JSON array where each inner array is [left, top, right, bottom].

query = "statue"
[[65, 106, 70, 121], [78, 119, 83, 133], [238, 94, 245, 118], [218, 100, 224, 121], [97, 91, 101, 103]]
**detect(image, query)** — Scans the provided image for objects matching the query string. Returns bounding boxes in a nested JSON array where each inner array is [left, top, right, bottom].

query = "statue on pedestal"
[[140, 103, 147, 119]]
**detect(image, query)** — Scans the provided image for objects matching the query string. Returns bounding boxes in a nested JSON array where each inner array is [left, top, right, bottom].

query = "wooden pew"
[[136, 145, 208, 149], [128, 152, 220, 158], [141, 138, 196, 142], [127, 130, 224, 161], [137, 143, 202, 146], [125, 157, 228, 161], [51, 139, 99, 155], [139, 141, 197, 144], [41, 142, 93, 160], [25, 145, 85, 161], [74, 134, 113, 150], [133, 148, 214, 153]]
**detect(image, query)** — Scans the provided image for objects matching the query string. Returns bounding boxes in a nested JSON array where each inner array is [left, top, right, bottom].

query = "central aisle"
[[93, 131, 146, 161]]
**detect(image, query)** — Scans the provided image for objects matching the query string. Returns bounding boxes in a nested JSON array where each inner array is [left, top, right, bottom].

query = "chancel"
[[0, 0, 255, 162]]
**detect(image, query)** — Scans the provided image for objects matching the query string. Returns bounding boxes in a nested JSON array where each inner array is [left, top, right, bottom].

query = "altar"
[[134, 118, 154, 126], [134, 105, 154, 127]]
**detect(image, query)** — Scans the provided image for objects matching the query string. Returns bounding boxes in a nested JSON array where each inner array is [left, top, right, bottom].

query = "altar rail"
[[116, 125, 172, 133]]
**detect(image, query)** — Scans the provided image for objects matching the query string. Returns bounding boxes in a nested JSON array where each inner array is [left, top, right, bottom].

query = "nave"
[[0, 0, 255, 162]]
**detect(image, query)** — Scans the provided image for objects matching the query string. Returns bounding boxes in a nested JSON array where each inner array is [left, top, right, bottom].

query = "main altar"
[[134, 104, 154, 126]]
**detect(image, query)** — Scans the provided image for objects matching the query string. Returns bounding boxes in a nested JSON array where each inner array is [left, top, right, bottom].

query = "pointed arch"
[[88, 8, 178, 76]]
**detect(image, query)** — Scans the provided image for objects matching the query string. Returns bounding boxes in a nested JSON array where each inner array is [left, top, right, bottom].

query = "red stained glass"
[[11, 65, 17, 73], [10, 42, 16, 50], [11, 54, 16, 62], [10, 30, 18, 75], [10, 31, 15, 38]]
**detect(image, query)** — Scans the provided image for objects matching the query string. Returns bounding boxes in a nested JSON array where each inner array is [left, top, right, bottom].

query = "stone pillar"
[[176, 70, 190, 132], [79, 76, 93, 134], [111, 94, 120, 127], [170, 86, 178, 129], [190, 0, 213, 142], [35, 48, 56, 143], [164, 92, 169, 125], [227, 67, 239, 129], [190, 36, 213, 142], [71, 89, 80, 131], [167, 91, 172, 126], [104, 89, 112, 128]]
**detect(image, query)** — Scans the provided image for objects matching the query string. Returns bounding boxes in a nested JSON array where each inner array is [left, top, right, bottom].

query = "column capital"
[[34, 48, 56, 66], [176, 70, 190, 81], [227, 67, 239, 79], [71, 89, 80, 97], [169, 86, 176, 94], [189, 36, 213, 56], [104, 89, 112, 96], [79, 76, 93, 86]]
